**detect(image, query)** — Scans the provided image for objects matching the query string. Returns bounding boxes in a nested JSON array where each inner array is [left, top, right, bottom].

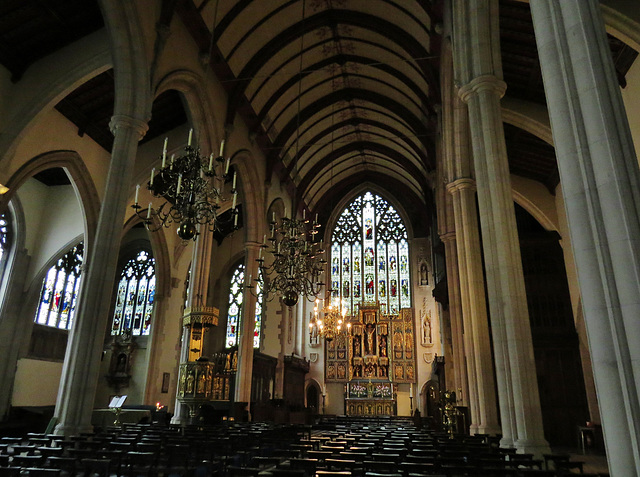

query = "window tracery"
[[111, 250, 156, 336], [331, 192, 411, 316], [34, 242, 84, 330], [226, 263, 263, 349]]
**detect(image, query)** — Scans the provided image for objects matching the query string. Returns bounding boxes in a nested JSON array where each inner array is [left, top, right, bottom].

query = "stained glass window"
[[226, 263, 263, 349], [331, 192, 411, 316], [34, 242, 84, 330], [0, 213, 8, 262], [111, 250, 156, 336], [254, 269, 264, 348], [226, 264, 244, 348]]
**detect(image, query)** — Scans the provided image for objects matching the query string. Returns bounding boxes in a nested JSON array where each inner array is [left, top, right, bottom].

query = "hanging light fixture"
[[309, 295, 350, 342], [249, 211, 326, 307], [247, 0, 325, 307], [132, 129, 238, 241]]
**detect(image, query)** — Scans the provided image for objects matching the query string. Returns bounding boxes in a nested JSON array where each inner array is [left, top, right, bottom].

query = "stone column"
[[0, 247, 30, 419], [54, 115, 147, 435], [171, 226, 214, 425], [440, 232, 469, 408], [234, 242, 261, 416], [453, 0, 548, 454], [440, 26, 499, 436], [447, 179, 501, 436], [530, 1, 640, 473]]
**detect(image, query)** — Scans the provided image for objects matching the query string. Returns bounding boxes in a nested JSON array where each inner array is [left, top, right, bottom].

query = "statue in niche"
[[365, 326, 376, 354], [379, 335, 387, 357], [422, 309, 432, 345], [420, 262, 428, 286]]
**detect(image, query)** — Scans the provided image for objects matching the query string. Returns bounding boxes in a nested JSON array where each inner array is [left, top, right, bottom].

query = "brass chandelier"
[[249, 211, 326, 307], [310, 296, 350, 342], [133, 130, 238, 241]]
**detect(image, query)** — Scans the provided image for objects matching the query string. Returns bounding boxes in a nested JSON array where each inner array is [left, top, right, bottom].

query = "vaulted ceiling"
[[0, 0, 637, 233]]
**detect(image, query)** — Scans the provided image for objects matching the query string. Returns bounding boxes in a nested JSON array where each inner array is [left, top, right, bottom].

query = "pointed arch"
[[155, 69, 222, 155], [2, 151, 100, 253]]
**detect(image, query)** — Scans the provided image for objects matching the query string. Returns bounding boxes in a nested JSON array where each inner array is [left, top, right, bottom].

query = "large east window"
[[111, 250, 156, 336], [34, 242, 84, 330], [331, 191, 411, 316], [226, 263, 263, 349]]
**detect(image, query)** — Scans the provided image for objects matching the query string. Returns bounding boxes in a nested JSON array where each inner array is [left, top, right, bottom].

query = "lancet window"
[[111, 250, 156, 336], [331, 192, 411, 316], [34, 242, 84, 330], [226, 263, 263, 349]]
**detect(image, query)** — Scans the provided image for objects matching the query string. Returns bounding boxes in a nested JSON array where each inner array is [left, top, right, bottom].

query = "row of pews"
[[0, 417, 606, 477]]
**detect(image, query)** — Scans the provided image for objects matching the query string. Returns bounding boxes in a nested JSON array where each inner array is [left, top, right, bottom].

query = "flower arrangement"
[[373, 383, 392, 398], [350, 383, 367, 397]]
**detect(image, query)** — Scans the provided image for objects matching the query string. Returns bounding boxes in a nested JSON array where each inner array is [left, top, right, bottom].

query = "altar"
[[345, 381, 396, 416], [325, 302, 416, 417]]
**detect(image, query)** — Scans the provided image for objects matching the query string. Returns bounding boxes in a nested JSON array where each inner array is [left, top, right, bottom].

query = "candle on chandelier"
[[234, 212, 238, 227], [410, 386, 413, 398], [170, 154, 175, 170], [162, 137, 168, 162], [232, 172, 237, 190], [232, 191, 237, 210], [176, 174, 182, 195], [208, 152, 214, 171], [219, 139, 225, 157], [147, 202, 152, 219], [187, 128, 193, 146], [135, 184, 140, 204], [150, 168, 155, 187]]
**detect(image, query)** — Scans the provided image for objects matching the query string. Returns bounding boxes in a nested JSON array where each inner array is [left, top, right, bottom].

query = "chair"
[[24, 468, 62, 477], [46, 456, 79, 476], [0, 466, 21, 477], [289, 457, 318, 477], [81, 458, 111, 477]]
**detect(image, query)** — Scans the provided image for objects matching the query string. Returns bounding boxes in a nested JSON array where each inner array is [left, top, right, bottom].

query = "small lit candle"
[[303, 209, 306, 220], [170, 154, 175, 170], [176, 174, 182, 195], [187, 128, 193, 146], [258, 247, 262, 260], [150, 168, 155, 187], [263, 234, 266, 244], [225, 156, 230, 175], [234, 213, 238, 227], [409, 386, 413, 398], [232, 192, 237, 210], [272, 212, 276, 223], [208, 152, 214, 171], [232, 171, 237, 190], [135, 184, 140, 204], [147, 202, 152, 219], [248, 274, 252, 287], [162, 137, 168, 162], [219, 139, 225, 157]]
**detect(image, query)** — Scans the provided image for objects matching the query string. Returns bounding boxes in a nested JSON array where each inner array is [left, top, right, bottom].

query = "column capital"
[[245, 241, 263, 250], [446, 177, 477, 194], [458, 75, 507, 104], [440, 231, 456, 244], [109, 114, 149, 140]]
